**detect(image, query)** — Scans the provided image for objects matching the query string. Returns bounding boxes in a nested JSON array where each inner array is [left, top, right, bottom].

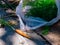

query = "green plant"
[[0, 19, 14, 30], [23, 0, 30, 7], [25, 0, 57, 21], [41, 26, 50, 35], [0, 3, 9, 8]]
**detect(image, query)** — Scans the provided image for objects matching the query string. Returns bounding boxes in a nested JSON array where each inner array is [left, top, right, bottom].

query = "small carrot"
[[15, 29, 30, 39], [0, 19, 30, 39]]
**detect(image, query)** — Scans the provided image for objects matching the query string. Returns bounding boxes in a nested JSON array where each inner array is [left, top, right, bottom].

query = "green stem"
[[0, 19, 15, 30]]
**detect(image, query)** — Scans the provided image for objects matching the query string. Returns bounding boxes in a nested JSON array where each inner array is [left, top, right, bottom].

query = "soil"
[[39, 20, 60, 45], [46, 21, 60, 45], [35, 20, 60, 45]]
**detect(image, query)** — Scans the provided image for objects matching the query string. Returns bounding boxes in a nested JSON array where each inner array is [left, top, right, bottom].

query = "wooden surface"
[[0, 27, 49, 45]]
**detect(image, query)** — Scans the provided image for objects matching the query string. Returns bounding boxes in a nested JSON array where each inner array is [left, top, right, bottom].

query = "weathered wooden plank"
[[0, 27, 49, 45]]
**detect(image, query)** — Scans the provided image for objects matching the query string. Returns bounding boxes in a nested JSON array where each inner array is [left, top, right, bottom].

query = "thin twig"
[[34, 31, 52, 45]]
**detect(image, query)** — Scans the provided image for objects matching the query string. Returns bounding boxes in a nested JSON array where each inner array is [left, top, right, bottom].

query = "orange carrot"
[[15, 29, 30, 38]]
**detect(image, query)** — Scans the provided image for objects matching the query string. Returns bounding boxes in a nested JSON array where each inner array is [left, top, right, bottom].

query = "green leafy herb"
[[25, 0, 57, 21]]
